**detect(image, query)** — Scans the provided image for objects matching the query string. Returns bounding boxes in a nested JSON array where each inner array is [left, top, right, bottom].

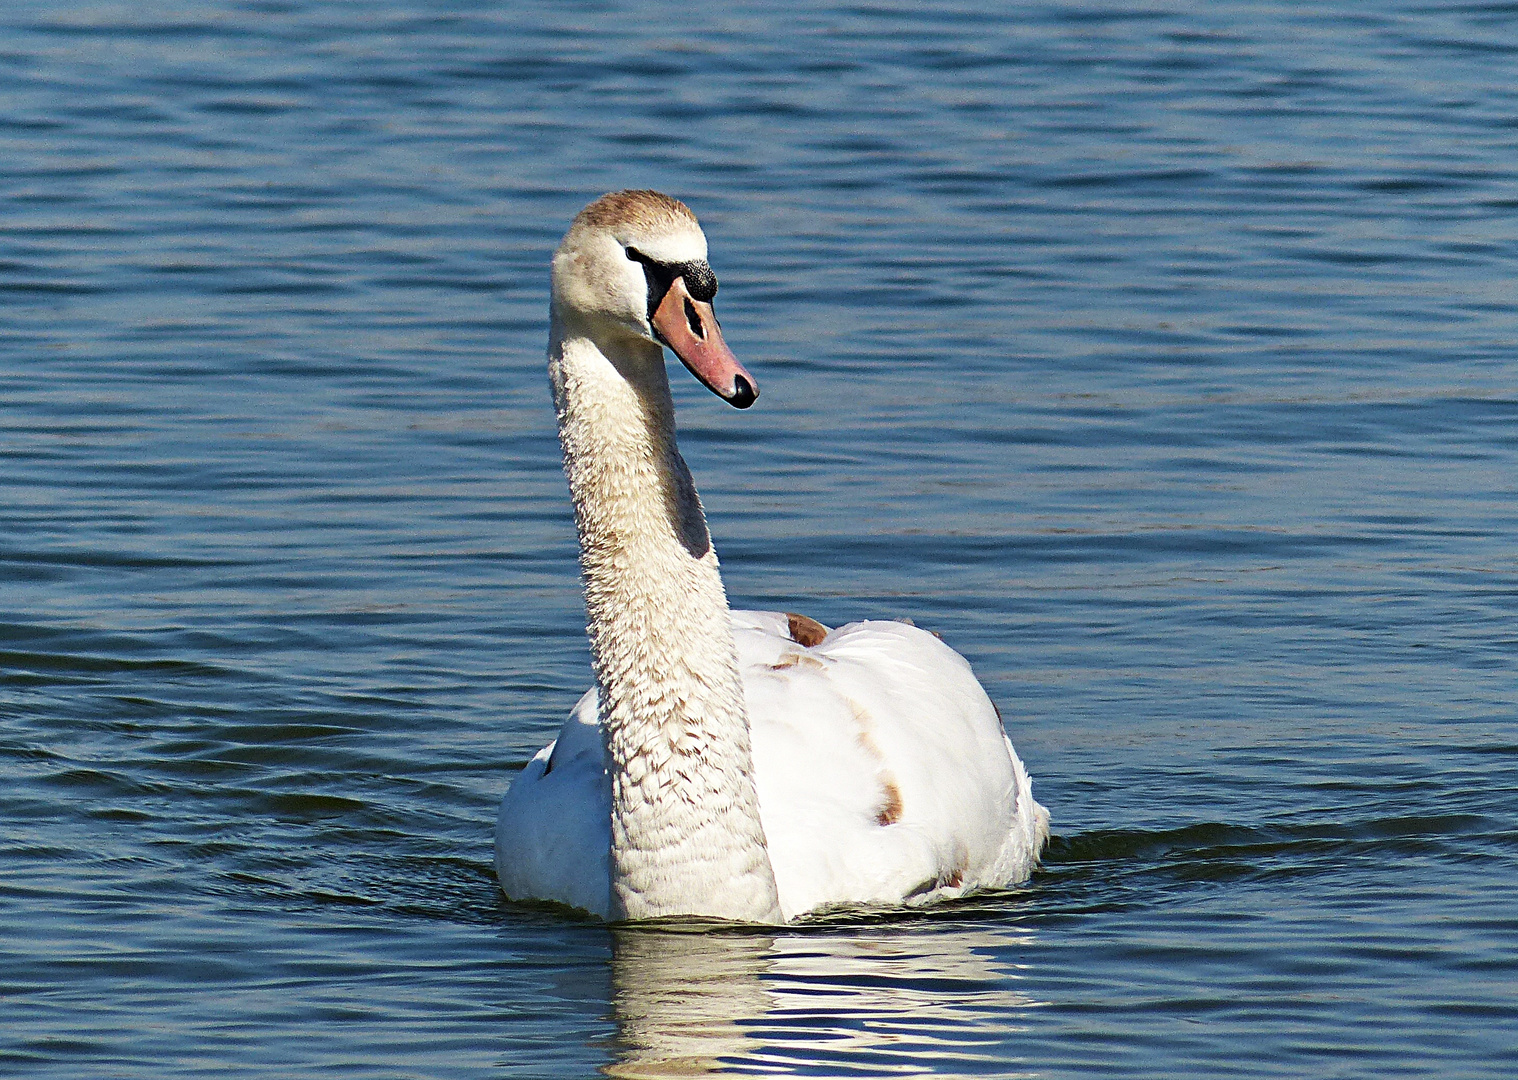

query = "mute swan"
[[495, 190, 1048, 923]]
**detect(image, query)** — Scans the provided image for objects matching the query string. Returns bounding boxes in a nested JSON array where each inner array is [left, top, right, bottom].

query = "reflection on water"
[[608, 928, 774, 1078], [607, 921, 1039, 1078]]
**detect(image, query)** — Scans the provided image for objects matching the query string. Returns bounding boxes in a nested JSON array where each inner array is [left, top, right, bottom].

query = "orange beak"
[[651, 276, 758, 408]]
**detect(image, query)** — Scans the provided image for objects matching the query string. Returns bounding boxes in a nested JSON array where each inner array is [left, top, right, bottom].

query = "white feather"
[[498, 611, 1048, 922]]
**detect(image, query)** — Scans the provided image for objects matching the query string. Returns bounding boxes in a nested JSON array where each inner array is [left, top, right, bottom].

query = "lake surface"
[[2, 1, 1516, 1076]]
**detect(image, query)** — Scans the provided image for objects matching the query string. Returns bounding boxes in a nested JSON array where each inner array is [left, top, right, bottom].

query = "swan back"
[[498, 612, 1049, 921]]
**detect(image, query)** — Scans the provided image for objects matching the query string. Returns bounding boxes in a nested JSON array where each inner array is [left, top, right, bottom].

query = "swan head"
[[552, 190, 758, 408]]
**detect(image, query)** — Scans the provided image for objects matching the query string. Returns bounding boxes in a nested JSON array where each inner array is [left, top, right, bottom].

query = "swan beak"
[[651, 277, 758, 409]]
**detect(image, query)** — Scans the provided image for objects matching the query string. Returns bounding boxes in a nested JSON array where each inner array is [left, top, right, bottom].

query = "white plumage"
[[495, 190, 1046, 923], [498, 611, 1046, 921]]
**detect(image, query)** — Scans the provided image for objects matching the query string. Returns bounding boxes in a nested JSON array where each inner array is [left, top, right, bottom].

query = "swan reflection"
[[606, 919, 1039, 1078]]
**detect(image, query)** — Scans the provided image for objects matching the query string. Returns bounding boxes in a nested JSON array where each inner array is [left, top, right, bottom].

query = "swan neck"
[[550, 325, 782, 924]]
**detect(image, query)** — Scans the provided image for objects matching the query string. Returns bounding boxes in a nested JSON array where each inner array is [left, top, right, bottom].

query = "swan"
[[495, 190, 1047, 923]]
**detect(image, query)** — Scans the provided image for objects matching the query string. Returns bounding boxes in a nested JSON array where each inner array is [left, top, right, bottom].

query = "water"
[[1, 1, 1515, 1076]]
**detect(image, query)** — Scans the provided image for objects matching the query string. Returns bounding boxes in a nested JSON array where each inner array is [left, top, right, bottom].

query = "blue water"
[[2, 1, 1516, 1076]]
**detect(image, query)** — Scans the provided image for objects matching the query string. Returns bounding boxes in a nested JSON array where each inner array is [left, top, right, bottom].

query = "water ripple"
[[2, 1, 1516, 1077]]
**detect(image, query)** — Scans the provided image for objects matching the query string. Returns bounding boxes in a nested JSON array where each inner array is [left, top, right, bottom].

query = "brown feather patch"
[[575, 189, 696, 233], [875, 777, 904, 827], [768, 651, 826, 672], [846, 695, 904, 827], [785, 612, 830, 648]]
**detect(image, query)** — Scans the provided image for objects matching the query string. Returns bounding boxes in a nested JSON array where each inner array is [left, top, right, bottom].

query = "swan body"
[[498, 610, 1046, 921], [495, 190, 1047, 923]]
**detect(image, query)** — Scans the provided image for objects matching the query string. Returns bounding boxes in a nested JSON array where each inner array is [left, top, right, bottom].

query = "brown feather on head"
[[575, 189, 697, 233]]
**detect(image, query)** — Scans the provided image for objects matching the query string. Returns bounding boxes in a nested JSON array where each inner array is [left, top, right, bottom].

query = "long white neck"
[[549, 311, 782, 924]]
